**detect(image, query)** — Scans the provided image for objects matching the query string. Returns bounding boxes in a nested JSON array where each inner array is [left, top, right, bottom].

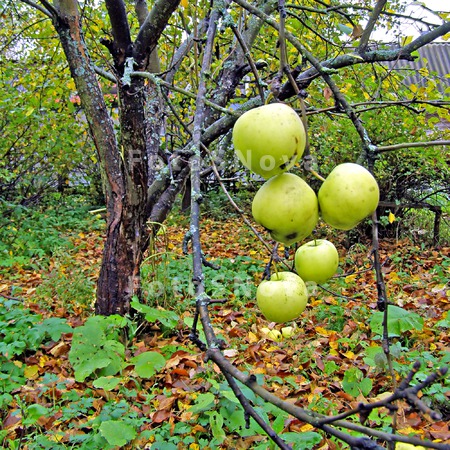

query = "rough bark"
[[52, 1, 131, 315], [51, 0, 180, 315]]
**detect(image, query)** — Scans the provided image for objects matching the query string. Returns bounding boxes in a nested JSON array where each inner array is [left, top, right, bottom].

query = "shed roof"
[[387, 42, 450, 94]]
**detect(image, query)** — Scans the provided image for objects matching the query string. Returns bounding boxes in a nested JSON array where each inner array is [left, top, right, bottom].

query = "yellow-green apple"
[[252, 173, 319, 246], [257, 271, 308, 323], [281, 326, 295, 338], [261, 327, 283, 341], [232, 103, 306, 179], [295, 239, 339, 284], [318, 163, 379, 230], [395, 444, 426, 450]]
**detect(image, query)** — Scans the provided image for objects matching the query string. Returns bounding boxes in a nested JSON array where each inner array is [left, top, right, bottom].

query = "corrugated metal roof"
[[386, 42, 450, 94]]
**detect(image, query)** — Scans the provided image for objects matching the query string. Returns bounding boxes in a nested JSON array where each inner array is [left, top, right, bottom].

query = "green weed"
[[0, 196, 104, 272]]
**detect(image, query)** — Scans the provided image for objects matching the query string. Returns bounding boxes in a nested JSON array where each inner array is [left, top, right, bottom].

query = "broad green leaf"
[[281, 431, 322, 449], [209, 411, 226, 443], [130, 351, 166, 378], [131, 299, 179, 329], [93, 376, 121, 391], [39, 318, 72, 341], [360, 378, 373, 397], [26, 404, 49, 422], [68, 316, 126, 381], [370, 305, 424, 338], [71, 356, 111, 382], [99, 420, 136, 447], [342, 367, 372, 397]]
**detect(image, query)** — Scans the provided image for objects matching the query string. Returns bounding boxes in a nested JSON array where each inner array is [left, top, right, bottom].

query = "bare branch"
[[377, 140, 450, 153], [104, 0, 132, 67], [134, 0, 180, 68], [358, 0, 388, 54], [21, 0, 53, 17]]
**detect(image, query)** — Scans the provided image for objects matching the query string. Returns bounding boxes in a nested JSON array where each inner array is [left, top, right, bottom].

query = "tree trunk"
[[53, 1, 150, 315], [96, 72, 150, 315]]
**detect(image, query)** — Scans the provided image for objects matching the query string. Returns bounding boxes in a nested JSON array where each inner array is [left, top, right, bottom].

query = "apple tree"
[[4, 0, 449, 315], [3, 0, 450, 447]]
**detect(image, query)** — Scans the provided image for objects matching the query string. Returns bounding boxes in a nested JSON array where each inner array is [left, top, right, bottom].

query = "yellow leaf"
[[300, 423, 315, 432], [398, 427, 425, 438], [389, 211, 396, 223], [47, 432, 65, 443], [316, 326, 335, 337], [248, 331, 259, 343], [345, 273, 357, 284], [343, 350, 356, 359], [389, 272, 400, 282], [181, 0, 188, 7], [401, 35, 413, 46], [24, 365, 40, 380]]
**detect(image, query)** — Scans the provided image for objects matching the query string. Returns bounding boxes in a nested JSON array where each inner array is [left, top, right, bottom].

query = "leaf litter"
[[0, 217, 449, 448]]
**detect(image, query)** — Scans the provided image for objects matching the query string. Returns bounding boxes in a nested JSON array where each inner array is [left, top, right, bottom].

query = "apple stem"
[[272, 243, 280, 279], [310, 169, 326, 182]]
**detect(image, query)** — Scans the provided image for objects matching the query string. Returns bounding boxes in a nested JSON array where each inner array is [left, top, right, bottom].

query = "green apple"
[[252, 173, 319, 246], [318, 163, 379, 230], [257, 271, 308, 323], [232, 103, 306, 179], [295, 239, 339, 284]]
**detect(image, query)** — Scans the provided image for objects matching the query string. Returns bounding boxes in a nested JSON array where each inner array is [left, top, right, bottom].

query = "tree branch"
[[104, 0, 132, 68], [358, 0, 388, 54], [24, 0, 53, 17], [377, 140, 450, 153], [133, 0, 180, 69]]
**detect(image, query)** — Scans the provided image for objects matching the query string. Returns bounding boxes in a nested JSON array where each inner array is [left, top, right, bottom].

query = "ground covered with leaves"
[[1, 212, 449, 449]]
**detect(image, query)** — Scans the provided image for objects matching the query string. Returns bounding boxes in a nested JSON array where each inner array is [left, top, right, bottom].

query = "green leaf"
[[370, 305, 424, 337], [131, 299, 179, 329], [68, 316, 126, 382], [272, 412, 288, 434], [183, 316, 206, 342], [324, 360, 339, 375], [209, 411, 226, 443], [26, 404, 49, 422], [337, 23, 353, 35], [188, 392, 215, 413], [93, 376, 121, 391], [360, 377, 373, 397], [436, 311, 450, 328], [72, 356, 111, 382], [130, 351, 166, 378], [342, 367, 369, 397], [99, 420, 136, 447], [281, 431, 322, 449], [39, 317, 72, 341]]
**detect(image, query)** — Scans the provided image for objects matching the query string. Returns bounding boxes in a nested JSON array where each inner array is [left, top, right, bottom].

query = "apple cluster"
[[232, 103, 380, 323]]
